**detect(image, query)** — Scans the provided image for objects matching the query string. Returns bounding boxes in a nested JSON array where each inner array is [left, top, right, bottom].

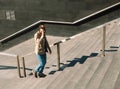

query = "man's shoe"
[[32, 69, 37, 78], [38, 73, 46, 78]]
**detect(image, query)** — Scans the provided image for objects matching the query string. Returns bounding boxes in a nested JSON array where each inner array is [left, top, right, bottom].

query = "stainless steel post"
[[57, 43, 60, 70], [102, 26, 106, 56], [17, 55, 21, 78], [22, 57, 26, 77]]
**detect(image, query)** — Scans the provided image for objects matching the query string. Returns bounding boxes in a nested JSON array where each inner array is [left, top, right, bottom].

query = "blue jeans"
[[35, 53, 46, 73]]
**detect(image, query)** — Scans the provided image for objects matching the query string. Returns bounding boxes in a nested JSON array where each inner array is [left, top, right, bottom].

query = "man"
[[33, 24, 52, 78]]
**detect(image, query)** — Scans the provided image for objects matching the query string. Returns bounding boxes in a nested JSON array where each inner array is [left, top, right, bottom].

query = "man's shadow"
[[0, 65, 17, 70], [48, 53, 98, 75], [0, 65, 32, 71]]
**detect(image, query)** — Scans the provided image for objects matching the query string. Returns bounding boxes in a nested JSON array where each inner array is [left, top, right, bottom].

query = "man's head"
[[39, 24, 46, 35], [39, 24, 45, 29]]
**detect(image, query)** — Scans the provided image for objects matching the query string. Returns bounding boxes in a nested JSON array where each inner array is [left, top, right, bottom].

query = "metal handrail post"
[[22, 57, 26, 77], [56, 43, 60, 70], [16, 55, 21, 78], [102, 26, 106, 56]]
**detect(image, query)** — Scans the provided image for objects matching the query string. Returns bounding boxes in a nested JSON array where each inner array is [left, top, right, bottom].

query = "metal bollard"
[[102, 26, 106, 56], [56, 43, 60, 70], [22, 57, 26, 77], [16, 55, 21, 78]]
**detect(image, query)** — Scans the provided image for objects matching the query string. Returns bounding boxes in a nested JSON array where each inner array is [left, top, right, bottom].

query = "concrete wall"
[[0, 0, 119, 50]]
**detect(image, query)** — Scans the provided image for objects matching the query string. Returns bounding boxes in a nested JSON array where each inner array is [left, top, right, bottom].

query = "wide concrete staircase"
[[0, 18, 120, 89]]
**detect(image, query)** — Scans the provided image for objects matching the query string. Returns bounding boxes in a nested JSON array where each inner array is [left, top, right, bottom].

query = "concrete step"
[[106, 22, 120, 51], [98, 52, 120, 89], [84, 53, 114, 89], [62, 56, 101, 89], [45, 27, 100, 72], [60, 27, 102, 64], [113, 72, 120, 89], [52, 63, 83, 89], [47, 62, 90, 89], [45, 63, 81, 89], [74, 56, 102, 89], [27, 70, 63, 89], [27, 60, 82, 89]]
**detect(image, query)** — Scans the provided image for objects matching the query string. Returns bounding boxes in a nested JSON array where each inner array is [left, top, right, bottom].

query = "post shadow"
[[0, 65, 32, 71], [110, 46, 119, 48], [48, 52, 98, 75], [0, 65, 17, 70], [104, 45, 119, 52]]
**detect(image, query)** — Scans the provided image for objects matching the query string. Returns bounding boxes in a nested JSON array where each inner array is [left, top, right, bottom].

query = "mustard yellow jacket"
[[34, 32, 51, 54]]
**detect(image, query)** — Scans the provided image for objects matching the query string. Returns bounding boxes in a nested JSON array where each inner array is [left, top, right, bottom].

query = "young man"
[[33, 24, 52, 78]]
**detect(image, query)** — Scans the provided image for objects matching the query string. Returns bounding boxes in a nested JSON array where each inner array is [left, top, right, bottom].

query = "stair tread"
[[74, 57, 102, 89], [98, 52, 120, 89], [85, 53, 113, 89]]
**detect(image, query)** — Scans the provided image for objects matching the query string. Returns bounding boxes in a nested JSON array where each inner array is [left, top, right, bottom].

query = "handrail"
[[0, 52, 21, 78], [0, 2, 119, 44], [20, 18, 119, 71]]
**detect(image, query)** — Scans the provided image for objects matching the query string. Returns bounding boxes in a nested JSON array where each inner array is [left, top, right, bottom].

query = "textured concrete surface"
[[0, 18, 120, 89]]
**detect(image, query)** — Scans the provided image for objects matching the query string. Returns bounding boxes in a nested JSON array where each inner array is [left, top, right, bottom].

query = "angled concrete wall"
[[0, 0, 119, 50]]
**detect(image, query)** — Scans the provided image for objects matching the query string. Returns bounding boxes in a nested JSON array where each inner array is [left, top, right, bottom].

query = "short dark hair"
[[39, 24, 45, 29]]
